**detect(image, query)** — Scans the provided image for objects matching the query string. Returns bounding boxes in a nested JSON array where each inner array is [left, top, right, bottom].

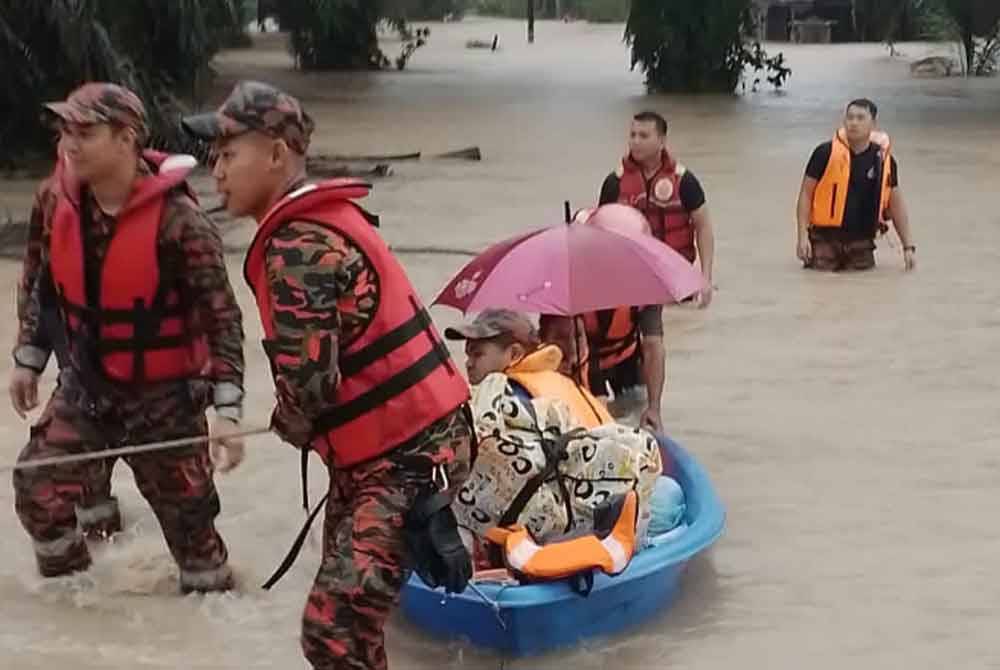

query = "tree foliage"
[[626, 0, 790, 94], [926, 0, 1000, 74], [273, 0, 431, 71], [0, 0, 246, 165], [880, 0, 1000, 74]]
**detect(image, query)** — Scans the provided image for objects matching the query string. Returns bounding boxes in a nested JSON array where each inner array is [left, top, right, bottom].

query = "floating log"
[[328, 152, 421, 162], [324, 146, 482, 163], [466, 35, 499, 51], [436, 146, 482, 161], [306, 159, 394, 178]]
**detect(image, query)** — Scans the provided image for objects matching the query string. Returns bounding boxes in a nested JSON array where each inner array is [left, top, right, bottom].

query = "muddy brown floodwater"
[[1, 16, 999, 670]]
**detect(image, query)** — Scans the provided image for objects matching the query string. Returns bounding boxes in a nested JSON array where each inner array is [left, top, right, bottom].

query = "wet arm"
[[13, 193, 53, 372], [797, 176, 818, 240], [641, 335, 665, 415], [638, 306, 665, 415], [178, 206, 246, 420], [886, 188, 914, 248], [690, 205, 715, 283]]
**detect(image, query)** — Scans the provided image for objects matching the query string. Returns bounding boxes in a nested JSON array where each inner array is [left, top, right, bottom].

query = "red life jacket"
[[49, 151, 210, 385], [616, 149, 695, 262], [243, 179, 470, 468], [582, 307, 639, 372]]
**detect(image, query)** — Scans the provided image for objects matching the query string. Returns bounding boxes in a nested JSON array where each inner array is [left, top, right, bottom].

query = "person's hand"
[[640, 405, 663, 434], [10, 367, 40, 419], [695, 283, 714, 309], [903, 247, 916, 272], [427, 505, 473, 594], [270, 404, 313, 448], [797, 236, 813, 264], [209, 416, 245, 473]]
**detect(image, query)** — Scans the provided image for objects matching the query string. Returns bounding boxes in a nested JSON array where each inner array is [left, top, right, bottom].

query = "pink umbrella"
[[434, 203, 707, 316]]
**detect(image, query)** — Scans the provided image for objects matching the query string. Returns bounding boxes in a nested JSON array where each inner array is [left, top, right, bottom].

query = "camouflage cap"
[[445, 309, 540, 347], [44, 82, 148, 142], [181, 80, 314, 154]]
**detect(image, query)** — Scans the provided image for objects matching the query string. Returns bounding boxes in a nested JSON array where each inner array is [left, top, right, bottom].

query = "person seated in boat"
[[445, 310, 663, 570], [445, 309, 611, 428]]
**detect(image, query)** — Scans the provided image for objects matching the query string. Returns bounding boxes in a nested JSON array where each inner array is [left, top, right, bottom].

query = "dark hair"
[[633, 111, 668, 136], [846, 98, 878, 120]]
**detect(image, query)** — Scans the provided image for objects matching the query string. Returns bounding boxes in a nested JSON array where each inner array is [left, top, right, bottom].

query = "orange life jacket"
[[243, 179, 470, 468], [505, 346, 613, 428], [486, 489, 638, 583], [582, 307, 639, 372], [811, 129, 893, 231], [616, 149, 695, 262], [49, 151, 210, 384]]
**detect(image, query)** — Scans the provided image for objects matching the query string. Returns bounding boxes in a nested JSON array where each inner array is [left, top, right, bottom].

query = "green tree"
[[935, 0, 1000, 74], [0, 0, 244, 164], [273, 0, 430, 71], [626, 0, 788, 94], [892, 0, 1000, 74]]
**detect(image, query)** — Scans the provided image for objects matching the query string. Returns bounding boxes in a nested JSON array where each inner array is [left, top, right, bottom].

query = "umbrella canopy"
[[433, 204, 707, 316]]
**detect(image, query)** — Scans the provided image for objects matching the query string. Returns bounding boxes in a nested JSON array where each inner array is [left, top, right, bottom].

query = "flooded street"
[[2, 16, 999, 670]]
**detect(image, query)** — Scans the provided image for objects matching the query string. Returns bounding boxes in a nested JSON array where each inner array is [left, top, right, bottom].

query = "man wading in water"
[[10, 83, 246, 592], [796, 98, 917, 272], [184, 80, 473, 670]]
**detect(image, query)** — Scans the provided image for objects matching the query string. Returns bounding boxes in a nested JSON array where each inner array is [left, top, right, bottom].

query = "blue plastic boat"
[[399, 437, 726, 656]]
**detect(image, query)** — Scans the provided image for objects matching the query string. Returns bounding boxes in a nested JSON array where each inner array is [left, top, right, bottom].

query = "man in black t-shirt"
[[586, 111, 715, 432], [795, 98, 916, 272]]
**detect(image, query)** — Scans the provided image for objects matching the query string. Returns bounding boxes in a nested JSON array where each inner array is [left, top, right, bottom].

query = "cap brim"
[[43, 102, 100, 125], [444, 326, 472, 341], [180, 113, 222, 141], [444, 325, 500, 341]]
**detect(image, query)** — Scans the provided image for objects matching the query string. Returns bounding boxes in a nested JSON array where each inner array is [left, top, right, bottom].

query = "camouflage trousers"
[[806, 229, 877, 272], [301, 408, 473, 670], [12, 382, 232, 592]]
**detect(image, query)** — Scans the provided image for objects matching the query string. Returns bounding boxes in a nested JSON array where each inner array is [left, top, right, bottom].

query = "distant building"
[[751, 1, 853, 43]]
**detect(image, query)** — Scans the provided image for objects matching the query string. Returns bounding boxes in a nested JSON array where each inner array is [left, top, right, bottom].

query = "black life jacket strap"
[[314, 346, 448, 433], [338, 307, 434, 379], [497, 428, 586, 529], [261, 490, 329, 591]]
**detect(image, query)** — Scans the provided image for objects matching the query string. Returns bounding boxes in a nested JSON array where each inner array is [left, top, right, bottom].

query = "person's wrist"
[[13, 345, 48, 374], [215, 406, 242, 424]]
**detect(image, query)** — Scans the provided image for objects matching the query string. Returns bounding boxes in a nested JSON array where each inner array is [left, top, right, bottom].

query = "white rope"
[[0, 427, 273, 473]]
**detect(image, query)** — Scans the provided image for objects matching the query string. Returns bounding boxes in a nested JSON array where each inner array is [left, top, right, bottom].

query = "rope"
[[0, 427, 272, 473], [389, 245, 478, 257]]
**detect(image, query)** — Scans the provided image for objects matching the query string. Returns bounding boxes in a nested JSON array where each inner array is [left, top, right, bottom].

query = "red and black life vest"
[[49, 151, 209, 384], [616, 149, 695, 262], [243, 179, 470, 468], [582, 307, 640, 373]]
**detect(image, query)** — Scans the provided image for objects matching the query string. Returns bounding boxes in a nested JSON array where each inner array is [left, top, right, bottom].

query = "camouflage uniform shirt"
[[263, 220, 379, 444]]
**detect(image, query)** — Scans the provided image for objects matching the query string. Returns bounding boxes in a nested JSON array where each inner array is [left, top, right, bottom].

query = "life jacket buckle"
[[432, 463, 449, 493]]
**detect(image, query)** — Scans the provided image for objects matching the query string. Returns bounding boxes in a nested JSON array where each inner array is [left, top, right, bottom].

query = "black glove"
[[426, 498, 472, 593], [404, 490, 472, 594]]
